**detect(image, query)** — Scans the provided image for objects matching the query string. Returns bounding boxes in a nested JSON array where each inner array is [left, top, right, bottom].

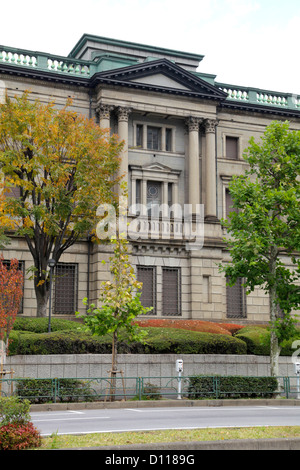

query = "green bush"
[[188, 375, 278, 399], [143, 328, 247, 355], [13, 317, 80, 333], [0, 396, 31, 426], [8, 326, 247, 356], [235, 326, 270, 355], [0, 397, 41, 450], [15, 378, 95, 404]]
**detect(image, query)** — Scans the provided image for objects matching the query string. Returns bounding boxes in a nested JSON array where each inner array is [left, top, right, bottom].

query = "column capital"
[[117, 106, 132, 122], [186, 116, 203, 132], [204, 118, 219, 134], [96, 103, 114, 120]]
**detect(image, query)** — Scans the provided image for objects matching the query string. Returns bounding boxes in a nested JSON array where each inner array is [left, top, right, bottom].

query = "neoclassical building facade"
[[0, 34, 299, 323]]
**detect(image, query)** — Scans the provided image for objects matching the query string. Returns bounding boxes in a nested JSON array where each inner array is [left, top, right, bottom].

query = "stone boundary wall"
[[5, 354, 296, 379]]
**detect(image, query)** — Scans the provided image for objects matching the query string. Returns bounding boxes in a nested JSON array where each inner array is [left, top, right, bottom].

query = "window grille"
[[226, 277, 247, 318], [162, 267, 181, 316], [137, 266, 156, 315], [53, 263, 78, 315]]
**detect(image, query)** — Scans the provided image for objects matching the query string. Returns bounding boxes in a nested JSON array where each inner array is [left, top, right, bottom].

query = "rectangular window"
[[136, 124, 143, 148], [137, 266, 156, 314], [147, 181, 162, 217], [166, 128, 172, 151], [226, 136, 239, 160], [147, 126, 161, 150], [226, 277, 246, 318], [162, 267, 181, 316], [54, 263, 78, 315]]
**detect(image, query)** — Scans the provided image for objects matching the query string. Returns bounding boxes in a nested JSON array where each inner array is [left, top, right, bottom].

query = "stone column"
[[97, 104, 113, 130], [117, 107, 131, 186], [187, 117, 202, 215], [204, 119, 218, 221]]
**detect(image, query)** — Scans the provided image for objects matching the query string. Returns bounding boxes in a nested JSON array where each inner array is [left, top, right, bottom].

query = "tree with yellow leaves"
[[0, 92, 122, 317]]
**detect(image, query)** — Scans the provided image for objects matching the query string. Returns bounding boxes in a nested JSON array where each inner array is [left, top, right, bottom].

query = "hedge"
[[8, 327, 247, 356], [15, 378, 95, 404], [187, 375, 278, 399]]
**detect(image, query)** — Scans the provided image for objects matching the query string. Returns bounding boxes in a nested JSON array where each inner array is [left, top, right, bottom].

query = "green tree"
[[220, 121, 300, 376], [79, 223, 151, 400], [0, 92, 122, 317]]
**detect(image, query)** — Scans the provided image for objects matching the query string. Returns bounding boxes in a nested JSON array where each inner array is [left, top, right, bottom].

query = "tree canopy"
[[0, 92, 123, 316], [220, 120, 300, 376]]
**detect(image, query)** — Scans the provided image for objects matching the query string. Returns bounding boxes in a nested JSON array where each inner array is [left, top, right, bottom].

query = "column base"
[[204, 214, 219, 223]]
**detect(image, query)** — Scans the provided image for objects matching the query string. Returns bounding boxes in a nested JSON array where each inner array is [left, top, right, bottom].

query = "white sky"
[[1, 0, 299, 95]]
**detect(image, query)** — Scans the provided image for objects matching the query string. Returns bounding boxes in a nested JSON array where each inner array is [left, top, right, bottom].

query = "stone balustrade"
[[218, 83, 299, 110], [0, 44, 299, 111]]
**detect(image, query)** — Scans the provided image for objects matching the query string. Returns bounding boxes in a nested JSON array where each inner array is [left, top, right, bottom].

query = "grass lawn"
[[40, 426, 300, 449]]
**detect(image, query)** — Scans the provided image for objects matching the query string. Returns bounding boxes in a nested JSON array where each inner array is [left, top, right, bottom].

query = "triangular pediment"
[[93, 59, 227, 101]]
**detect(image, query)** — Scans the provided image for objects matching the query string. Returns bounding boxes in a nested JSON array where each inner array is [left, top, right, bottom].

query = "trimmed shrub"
[[134, 319, 244, 336], [143, 328, 247, 355], [13, 317, 80, 333], [8, 327, 247, 356], [0, 422, 41, 450], [15, 378, 95, 404], [235, 326, 270, 355], [188, 375, 278, 399]]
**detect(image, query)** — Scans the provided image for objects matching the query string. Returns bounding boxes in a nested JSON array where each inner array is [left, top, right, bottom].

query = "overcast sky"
[[1, 0, 299, 94]]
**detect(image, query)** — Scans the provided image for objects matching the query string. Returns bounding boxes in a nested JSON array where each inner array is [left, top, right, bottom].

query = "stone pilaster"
[[186, 117, 202, 215], [117, 106, 131, 187]]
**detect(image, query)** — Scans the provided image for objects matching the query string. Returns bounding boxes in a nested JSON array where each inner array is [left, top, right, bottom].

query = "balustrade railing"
[[218, 83, 299, 110], [0, 44, 299, 111], [0, 46, 91, 77]]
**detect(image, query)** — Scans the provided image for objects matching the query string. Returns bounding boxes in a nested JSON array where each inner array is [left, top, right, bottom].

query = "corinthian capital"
[[204, 119, 219, 134], [117, 106, 132, 122], [186, 116, 203, 132], [96, 103, 114, 120]]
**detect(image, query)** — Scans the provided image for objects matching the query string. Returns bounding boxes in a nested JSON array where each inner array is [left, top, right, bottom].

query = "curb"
[[30, 397, 300, 412]]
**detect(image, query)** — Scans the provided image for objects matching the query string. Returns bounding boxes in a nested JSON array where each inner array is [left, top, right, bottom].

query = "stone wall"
[[5, 353, 296, 379]]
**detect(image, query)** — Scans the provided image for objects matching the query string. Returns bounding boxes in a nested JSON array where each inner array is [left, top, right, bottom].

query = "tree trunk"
[[109, 330, 118, 401], [269, 248, 281, 377], [35, 287, 49, 318]]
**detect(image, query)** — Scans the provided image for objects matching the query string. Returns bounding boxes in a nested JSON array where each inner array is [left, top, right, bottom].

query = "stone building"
[[0, 34, 299, 323]]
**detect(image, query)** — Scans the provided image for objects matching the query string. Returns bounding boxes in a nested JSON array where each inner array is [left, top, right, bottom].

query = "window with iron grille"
[[226, 277, 247, 318], [137, 266, 156, 315], [162, 267, 181, 316], [2, 260, 24, 313], [53, 263, 78, 315]]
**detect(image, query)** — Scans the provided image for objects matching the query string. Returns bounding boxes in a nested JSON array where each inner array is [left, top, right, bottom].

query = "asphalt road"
[[30, 405, 300, 437]]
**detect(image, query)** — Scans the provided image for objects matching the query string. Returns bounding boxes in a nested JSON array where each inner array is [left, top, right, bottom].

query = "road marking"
[[33, 416, 110, 422]]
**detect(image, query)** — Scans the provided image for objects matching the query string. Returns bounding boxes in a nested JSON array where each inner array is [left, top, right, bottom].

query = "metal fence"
[[1, 375, 299, 403]]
